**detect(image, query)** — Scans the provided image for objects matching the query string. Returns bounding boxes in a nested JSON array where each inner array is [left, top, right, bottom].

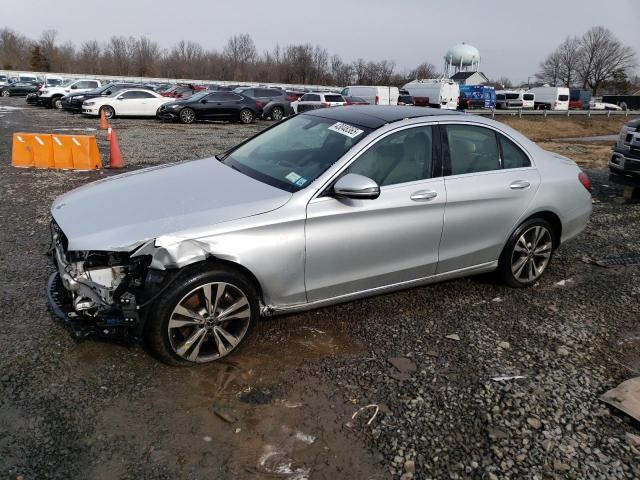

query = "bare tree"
[[577, 26, 637, 93], [408, 62, 438, 80], [536, 50, 562, 86], [223, 34, 256, 80], [0, 28, 32, 69], [556, 36, 581, 87]]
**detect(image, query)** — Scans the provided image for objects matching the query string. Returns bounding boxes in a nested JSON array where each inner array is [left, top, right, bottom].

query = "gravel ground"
[[1, 97, 639, 480]]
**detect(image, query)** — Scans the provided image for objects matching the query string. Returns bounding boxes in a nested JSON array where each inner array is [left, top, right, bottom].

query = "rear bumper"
[[560, 200, 592, 245]]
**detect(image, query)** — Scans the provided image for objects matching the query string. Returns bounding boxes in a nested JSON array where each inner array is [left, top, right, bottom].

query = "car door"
[[198, 93, 225, 119], [437, 122, 540, 273], [134, 91, 160, 115], [114, 91, 137, 115], [305, 124, 446, 302]]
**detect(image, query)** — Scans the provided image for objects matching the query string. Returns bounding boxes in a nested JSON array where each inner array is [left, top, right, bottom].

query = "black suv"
[[61, 83, 144, 112]]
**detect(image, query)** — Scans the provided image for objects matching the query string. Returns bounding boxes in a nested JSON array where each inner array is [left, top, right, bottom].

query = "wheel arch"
[[519, 210, 562, 248]]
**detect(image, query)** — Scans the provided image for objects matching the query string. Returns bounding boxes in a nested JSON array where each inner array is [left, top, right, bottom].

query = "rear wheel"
[[270, 106, 284, 121], [179, 108, 196, 124], [145, 264, 259, 366], [100, 105, 115, 119], [498, 218, 555, 287], [239, 108, 254, 124]]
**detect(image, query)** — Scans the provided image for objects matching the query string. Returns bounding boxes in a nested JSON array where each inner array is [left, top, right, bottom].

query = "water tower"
[[444, 43, 480, 78]]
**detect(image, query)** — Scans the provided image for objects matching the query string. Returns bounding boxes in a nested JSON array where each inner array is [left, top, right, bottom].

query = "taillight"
[[375, 95, 379, 105], [286, 94, 297, 102], [255, 100, 265, 109], [578, 171, 592, 192], [322, 102, 331, 107]]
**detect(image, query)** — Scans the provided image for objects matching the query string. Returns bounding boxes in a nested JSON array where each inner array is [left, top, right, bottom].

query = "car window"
[[446, 125, 500, 175], [302, 94, 320, 102], [348, 126, 434, 186], [136, 91, 156, 99], [220, 93, 241, 101], [558, 94, 569, 101], [118, 91, 138, 99], [225, 115, 371, 192], [325, 95, 344, 103], [499, 135, 531, 169], [505, 93, 519, 100]]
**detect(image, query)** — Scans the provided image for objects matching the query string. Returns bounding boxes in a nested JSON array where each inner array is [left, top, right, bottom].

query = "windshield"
[[558, 95, 569, 101], [523, 94, 534, 100], [224, 115, 371, 192], [61, 79, 75, 87]]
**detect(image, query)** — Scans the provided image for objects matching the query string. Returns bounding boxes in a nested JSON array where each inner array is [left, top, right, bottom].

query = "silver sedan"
[[49, 106, 592, 365]]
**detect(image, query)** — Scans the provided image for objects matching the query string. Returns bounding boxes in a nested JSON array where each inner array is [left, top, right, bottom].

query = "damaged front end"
[[47, 221, 164, 342]]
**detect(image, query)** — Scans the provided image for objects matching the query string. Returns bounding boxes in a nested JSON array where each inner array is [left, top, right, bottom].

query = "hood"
[[52, 158, 292, 251]]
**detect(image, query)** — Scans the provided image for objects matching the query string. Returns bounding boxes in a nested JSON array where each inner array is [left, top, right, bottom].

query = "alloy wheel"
[[271, 107, 283, 121], [240, 109, 253, 124], [180, 109, 195, 124], [167, 282, 251, 363], [510, 225, 552, 282], [1, 90, 9, 97]]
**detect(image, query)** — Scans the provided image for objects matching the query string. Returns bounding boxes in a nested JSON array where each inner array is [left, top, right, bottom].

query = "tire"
[[179, 108, 196, 124], [497, 218, 556, 288], [238, 108, 254, 124], [100, 105, 115, 119], [270, 106, 284, 121], [145, 263, 259, 366], [1, 90, 9, 97], [51, 96, 63, 109]]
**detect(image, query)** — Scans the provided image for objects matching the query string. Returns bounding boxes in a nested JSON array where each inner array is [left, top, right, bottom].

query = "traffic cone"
[[106, 124, 112, 141], [108, 128, 124, 169], [100, 109, 108, 129]]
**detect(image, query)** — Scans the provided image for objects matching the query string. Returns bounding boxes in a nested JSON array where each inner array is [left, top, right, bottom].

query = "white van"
[[340, 86, 399, 105], [18, 73, 38, 83], [44, 75, 64, 87], [401, 79, 459, 110], [519, 90, 535, 109], [528, 86, 569, 110]]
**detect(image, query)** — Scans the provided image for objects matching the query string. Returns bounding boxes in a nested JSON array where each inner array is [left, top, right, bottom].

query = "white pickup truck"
[[38, 78, 101, 109]]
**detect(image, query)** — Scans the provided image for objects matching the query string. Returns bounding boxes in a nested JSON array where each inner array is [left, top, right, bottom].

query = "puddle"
[[73, 317, 381, 477]]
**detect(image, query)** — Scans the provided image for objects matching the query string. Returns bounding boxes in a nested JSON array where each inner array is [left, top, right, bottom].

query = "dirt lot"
[[1, 99, 639, 480]]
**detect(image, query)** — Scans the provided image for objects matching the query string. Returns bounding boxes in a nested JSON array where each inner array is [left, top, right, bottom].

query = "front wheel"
[[145, 264, 259, 366], [100, 105, 115, 119], [179, 108, 196, 124], [1, 90, 10, 97], [497, 218, 555, 288], [239, 108, 254, 124]]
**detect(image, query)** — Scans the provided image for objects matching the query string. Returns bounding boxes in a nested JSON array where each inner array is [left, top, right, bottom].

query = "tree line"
[[536, 26, 637, 94], [0, 28, 439, 86]]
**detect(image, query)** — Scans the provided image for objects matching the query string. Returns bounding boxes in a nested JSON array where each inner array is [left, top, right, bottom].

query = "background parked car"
[[529, 86, 570, 110], [589, 101, 622, 111], [296, 92, 346, 113], [609, 118, 640, 176], [1, 81, 39, 97], [402, 79, 459, 109], [38, 78, 102, 109], [161, 84, 204, 99], [234, 87, 296, 120], [82, 89, 172, 119], [340, 86, 399, 105], [397, 93, 414, 106], [25, 92, 39, 104], [344, 96, 369, 105], [157, 91, 259, 124], [62, 82, 145, 112], [569, 89, 591, 110], [495, 91, 524, 110], [0, 74, 8, 86]]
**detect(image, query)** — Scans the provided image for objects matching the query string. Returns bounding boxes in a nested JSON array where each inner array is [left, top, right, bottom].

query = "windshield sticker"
[[285, 171, 302, 183], [328, 122, 364, 139], [295, 177, 307, 187]]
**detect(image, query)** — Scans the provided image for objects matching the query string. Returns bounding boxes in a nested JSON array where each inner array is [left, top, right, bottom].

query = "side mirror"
[[201, 99, 207, 104], [333, 173, 380, 200]]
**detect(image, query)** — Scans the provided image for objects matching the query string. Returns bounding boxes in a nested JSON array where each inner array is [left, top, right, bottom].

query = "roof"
[[303, 105, 461, 129], [451, 71, 489, 83]]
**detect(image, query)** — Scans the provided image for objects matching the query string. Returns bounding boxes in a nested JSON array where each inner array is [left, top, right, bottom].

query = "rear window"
[[558, 95, 569, 101], [505, 93, 519, 100], [523, 94, 534, 100], [325, 95, 344, 103], [301, 94, 320, 102]]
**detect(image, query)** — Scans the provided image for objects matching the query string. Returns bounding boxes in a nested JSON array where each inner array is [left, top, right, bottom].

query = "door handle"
[[410, 190, 438, 201], [510, 180, 530, 190]]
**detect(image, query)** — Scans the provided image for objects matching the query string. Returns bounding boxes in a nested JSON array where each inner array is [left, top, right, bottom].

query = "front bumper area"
[[609, 146, 640, 175], [81, 107, 99, 116]]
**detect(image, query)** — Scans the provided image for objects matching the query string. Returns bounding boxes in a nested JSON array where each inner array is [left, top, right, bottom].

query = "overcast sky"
[[6, 0, 640, 83]]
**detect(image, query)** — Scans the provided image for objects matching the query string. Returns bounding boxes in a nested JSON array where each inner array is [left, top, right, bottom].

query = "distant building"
[[451, 71, 489, 85]]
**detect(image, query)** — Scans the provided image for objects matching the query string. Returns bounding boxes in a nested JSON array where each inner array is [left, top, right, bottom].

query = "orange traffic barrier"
[[11, 132, 102, 170], [11, 133, 35, 168], [69, 135, 102, 170], [51, 135, 75, 169], [100, 109, 108, 129], [32, 134, 55, 169], [109, 128, 124, 169]]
